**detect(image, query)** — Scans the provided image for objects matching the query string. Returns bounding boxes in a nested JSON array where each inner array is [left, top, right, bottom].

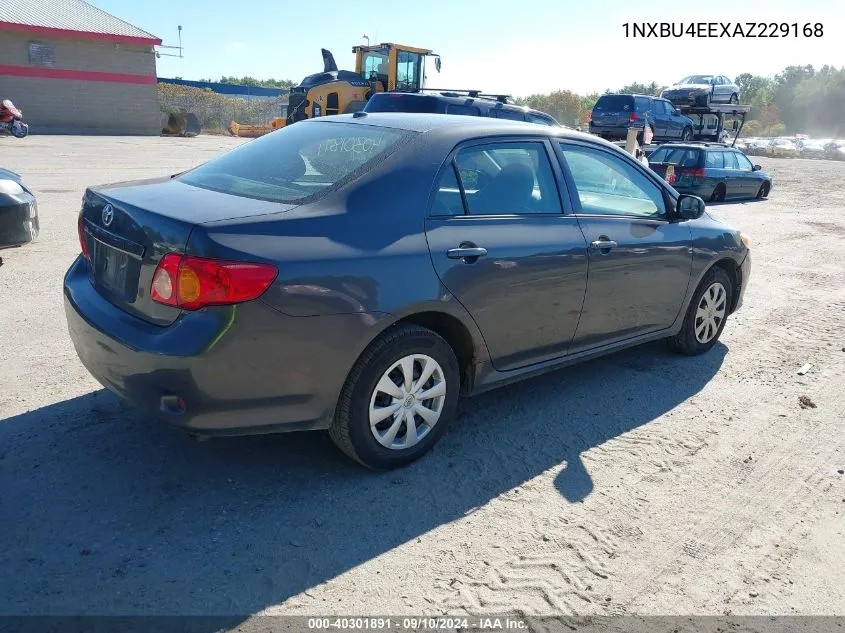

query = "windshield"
[[678, 75, 713, 85], [180, 121, 408, 203], [361, 50, 389, 83]]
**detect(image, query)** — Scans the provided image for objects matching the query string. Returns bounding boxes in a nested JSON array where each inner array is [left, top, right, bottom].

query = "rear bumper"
[[672, 182, 715, 199], [0, 193, 39, 249], [589, 123, 633, 140], [64, 256, 380, 435]]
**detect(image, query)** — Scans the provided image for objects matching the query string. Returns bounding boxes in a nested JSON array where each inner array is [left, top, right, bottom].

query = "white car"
[[661, 74, 741, 107], [768, 138, 798, 158]]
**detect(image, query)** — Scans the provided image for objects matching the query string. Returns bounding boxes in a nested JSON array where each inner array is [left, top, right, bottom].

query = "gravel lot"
[[1, 136, 844, 621]]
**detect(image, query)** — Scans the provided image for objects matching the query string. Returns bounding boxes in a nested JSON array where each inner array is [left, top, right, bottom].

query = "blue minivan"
[[590, 94, 695, 143]]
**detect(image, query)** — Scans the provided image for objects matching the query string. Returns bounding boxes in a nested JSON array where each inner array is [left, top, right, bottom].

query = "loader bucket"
[[162, 110, 200, 137], [228, 120, 273, 137]]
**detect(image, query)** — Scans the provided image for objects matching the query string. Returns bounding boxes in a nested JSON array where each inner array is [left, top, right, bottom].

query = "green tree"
[[791, 65, 845, 136], [616, 81, 660, 95], [774, 64, 815, 132]]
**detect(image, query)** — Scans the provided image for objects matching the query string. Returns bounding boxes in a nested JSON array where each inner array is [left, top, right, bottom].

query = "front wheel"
[[329, 324, 461, 469], [729, 93, 739, 104], [668, 267, 733, 355], [11, 122, 28, 138], [681, 127, 693, 141], [756, 182, 770, 199]]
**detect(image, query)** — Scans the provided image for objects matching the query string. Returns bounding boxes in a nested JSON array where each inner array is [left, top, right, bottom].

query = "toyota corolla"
[[64, 113, 750, 468]]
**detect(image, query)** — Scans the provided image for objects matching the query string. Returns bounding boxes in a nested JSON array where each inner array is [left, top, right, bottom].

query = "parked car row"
[[738, 136, 845, 159]]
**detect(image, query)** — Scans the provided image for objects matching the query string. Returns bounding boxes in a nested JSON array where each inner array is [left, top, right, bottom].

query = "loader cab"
[[352, 43, 439, 93]]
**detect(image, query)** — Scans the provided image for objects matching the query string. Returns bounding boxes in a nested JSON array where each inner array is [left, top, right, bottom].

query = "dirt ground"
[[0, 136, 843, 621]]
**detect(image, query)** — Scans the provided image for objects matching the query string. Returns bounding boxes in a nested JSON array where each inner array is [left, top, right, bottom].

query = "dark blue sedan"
[[64, 114, 751, 468], [647, 144, 772, 202]]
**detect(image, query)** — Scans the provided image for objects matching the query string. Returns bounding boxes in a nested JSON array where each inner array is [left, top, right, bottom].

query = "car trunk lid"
[[79, 178, 295, 326]]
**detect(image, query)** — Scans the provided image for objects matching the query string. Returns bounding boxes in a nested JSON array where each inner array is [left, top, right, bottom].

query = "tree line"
[[513, 65, 845, 137]]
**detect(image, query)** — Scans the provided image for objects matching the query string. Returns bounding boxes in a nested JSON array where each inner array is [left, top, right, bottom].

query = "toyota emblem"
[[102, 204, 114, 227]]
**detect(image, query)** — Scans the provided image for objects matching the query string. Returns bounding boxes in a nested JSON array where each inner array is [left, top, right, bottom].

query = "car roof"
[[304, 112, 561, 133], [367, 91, 558, 121], [653, 143, 735, 151]]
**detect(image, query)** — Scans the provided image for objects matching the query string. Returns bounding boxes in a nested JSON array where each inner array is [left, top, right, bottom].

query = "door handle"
[[590, 239, 618, 250], [447, 246, 488, 260]]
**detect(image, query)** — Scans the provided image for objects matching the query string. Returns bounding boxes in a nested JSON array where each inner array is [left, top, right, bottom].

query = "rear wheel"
[[669, 267, 733, 356], [729, 93, 739, 104], [710, 183, 726, 202], [329, 324, 460, 469], [756, 181, 770, 199]]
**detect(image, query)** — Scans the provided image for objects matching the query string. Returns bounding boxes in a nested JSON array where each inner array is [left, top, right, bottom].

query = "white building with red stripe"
[[0, 0, 161, 134]]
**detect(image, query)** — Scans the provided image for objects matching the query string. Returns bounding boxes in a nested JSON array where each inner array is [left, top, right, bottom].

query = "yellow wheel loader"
[[229, 43, 439, 137]]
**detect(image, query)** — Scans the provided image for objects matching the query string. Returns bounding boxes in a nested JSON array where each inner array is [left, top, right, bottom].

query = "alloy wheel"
[[368, 354, 446, 450], [694, 282, 727, 343]]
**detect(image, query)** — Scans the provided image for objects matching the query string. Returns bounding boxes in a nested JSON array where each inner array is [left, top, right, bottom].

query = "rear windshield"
[[594, 95, 634, 112], [648, 147, 702, 166], [364, 94, 439, 113], [180, 121, 408, 203]]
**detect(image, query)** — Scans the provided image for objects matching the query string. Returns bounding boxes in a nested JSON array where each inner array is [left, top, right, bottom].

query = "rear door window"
[[179, 121, 408, 203], [446, 104, 481, 116], [455, 142, 562, 215], [705, 151, 725, 168], [634, 97, 651, 113], [492, 109, 526, 121], [526, 113, 555, 126]]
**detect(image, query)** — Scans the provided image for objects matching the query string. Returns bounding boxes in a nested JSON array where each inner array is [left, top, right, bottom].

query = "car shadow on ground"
[[0, 341, 726, 620]]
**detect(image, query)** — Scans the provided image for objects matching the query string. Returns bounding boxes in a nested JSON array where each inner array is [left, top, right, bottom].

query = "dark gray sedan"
[[64, 113, 751, 468]]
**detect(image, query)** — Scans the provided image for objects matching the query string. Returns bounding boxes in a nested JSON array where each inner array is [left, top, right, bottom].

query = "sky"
[[98, 0, 844, 96]]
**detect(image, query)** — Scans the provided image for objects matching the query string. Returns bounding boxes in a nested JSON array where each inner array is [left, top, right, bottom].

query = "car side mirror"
[[676, 194, 706, 220], [752, 164, 762, 171]]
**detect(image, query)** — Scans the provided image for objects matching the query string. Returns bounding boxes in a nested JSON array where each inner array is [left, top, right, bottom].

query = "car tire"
[[710, 183, 726, 202], [730, 93, 739, 104], [756, 181, 770, 199], [681, 127, 693, 141], [329, 323, 460, 469], [668, 266, 734, 356]]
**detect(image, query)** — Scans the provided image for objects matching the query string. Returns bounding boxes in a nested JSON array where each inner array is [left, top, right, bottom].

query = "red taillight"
[[78, 215, 89, 260], [629, 112, 638, 122], [680, 168, 706, 178], [150, 254, 277, 310], [588, 112, 593, 121]]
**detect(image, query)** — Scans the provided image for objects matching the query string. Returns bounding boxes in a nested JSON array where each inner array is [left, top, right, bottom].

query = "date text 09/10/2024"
[[307, 617, 528, 631], [623, 22, 823, 38]]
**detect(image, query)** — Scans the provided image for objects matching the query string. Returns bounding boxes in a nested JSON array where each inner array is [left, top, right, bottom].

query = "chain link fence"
[[157, 83, 288, 134]]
